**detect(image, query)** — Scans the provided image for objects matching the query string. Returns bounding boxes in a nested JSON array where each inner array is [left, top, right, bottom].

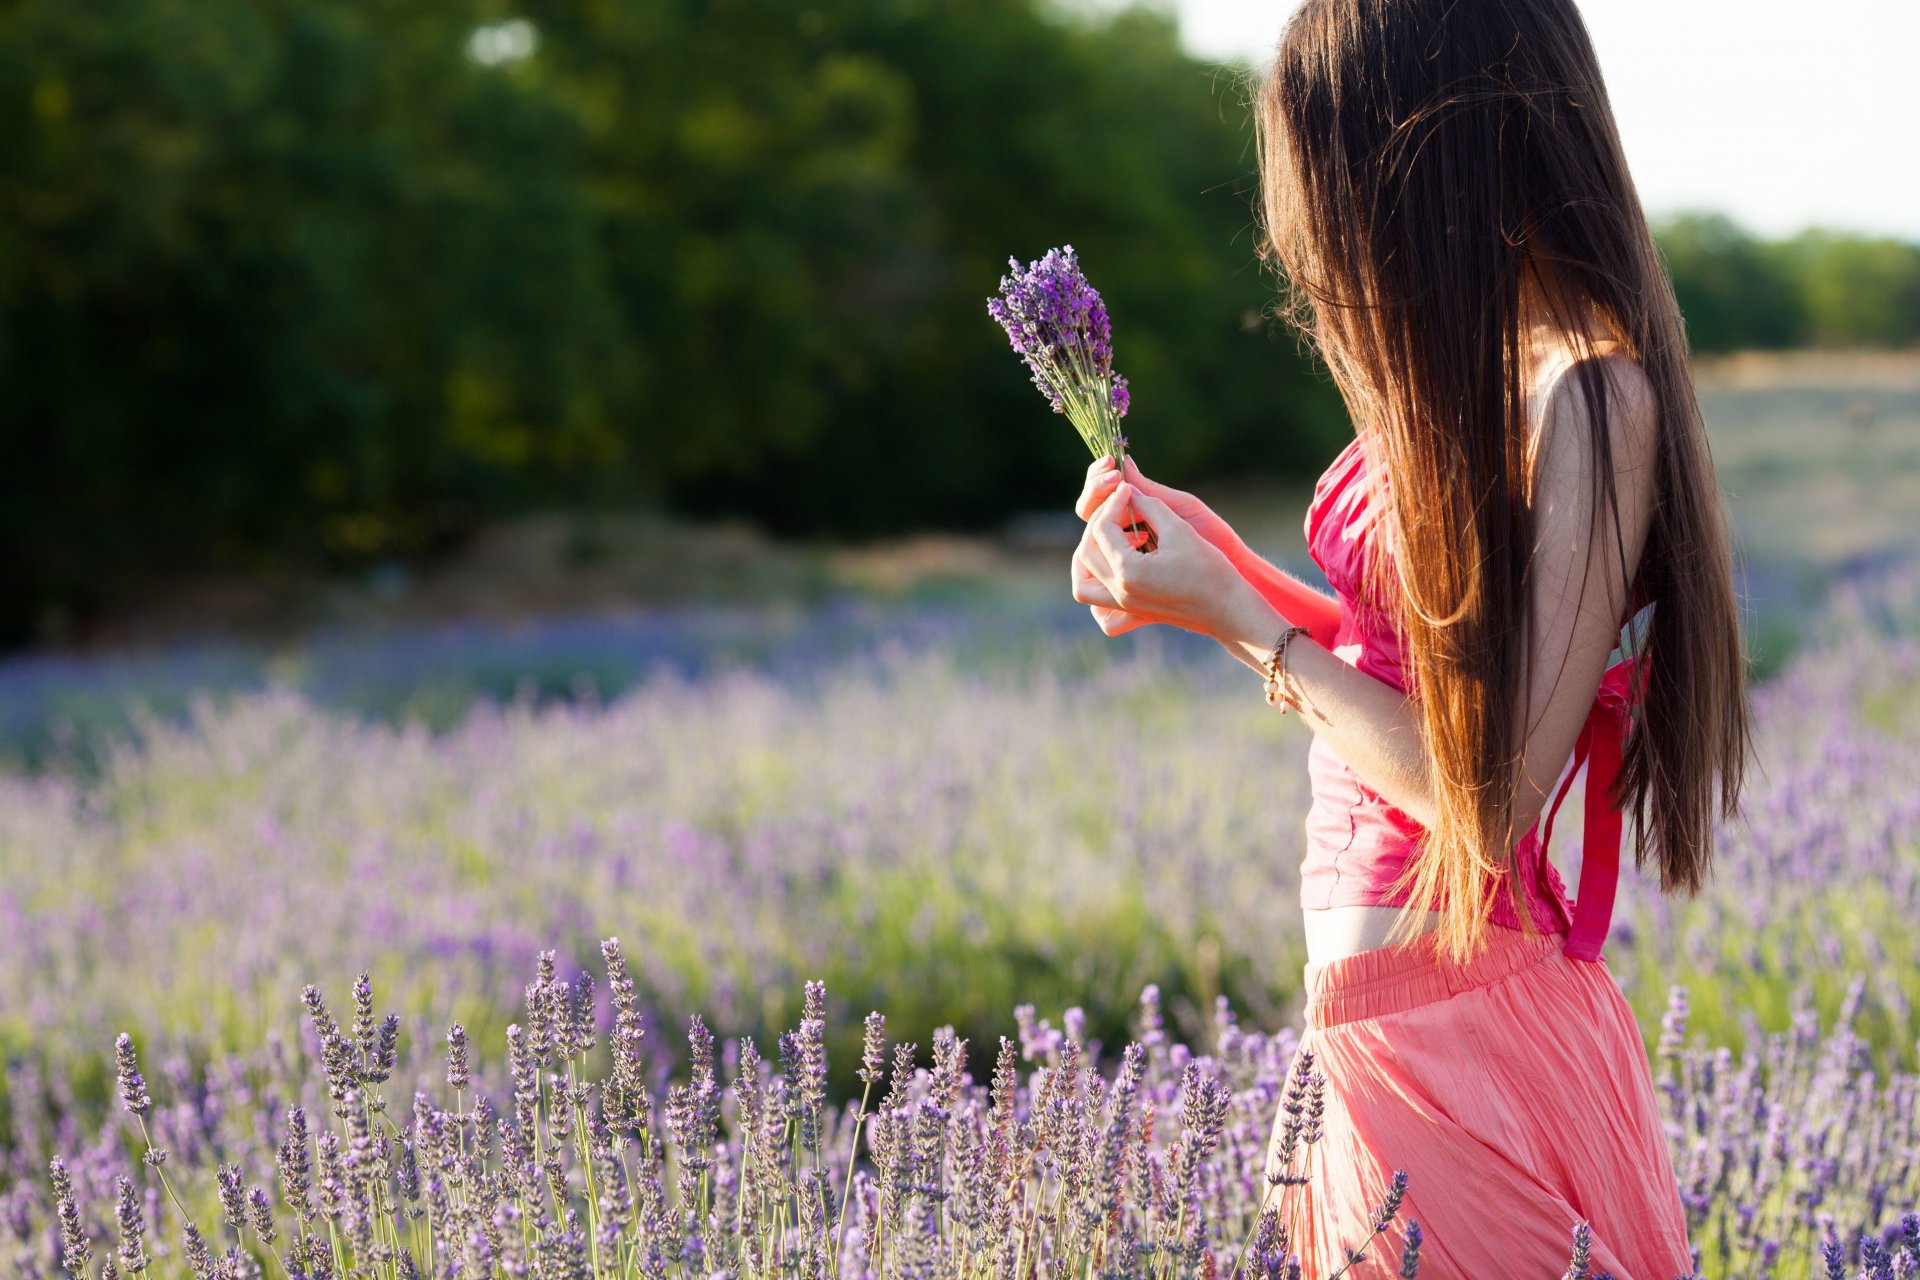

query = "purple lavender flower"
[[1566, 1221, 1593, 1279], [49, 1158, 91, 1275], [215, 1163, 245, 1231], [182, 1220, 214, 1278], [246, 1187, 276, 1246], [277, 1107, 314, 1223], [1370, 1169, 1408, 1234], [860, 1011, 887, 1087], [113, 1034, 150, 1117], [445, 1024, 470, 1094], [987, 245, 1132, 463], [370, 1013, 400, 1083], [1864, 1235, 1896, 1280], [1400, 1220, 1423, 1277], [351, 973, 376, 1059], [113, 1176, 147, 1274]]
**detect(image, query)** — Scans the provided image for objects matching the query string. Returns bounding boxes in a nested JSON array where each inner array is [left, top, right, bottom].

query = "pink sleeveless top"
[[1299, 430, 1649, 961]]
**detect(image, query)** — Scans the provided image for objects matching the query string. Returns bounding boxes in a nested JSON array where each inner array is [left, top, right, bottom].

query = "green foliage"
[[1655, 212, 1920, 353], [0, 0, 1912, 646], [1655, 213, 1804, 351], [0, 0, 1343, 645]]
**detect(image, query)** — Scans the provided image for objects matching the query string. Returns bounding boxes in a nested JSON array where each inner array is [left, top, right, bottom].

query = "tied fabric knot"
[[1540, 653, 1647, 962]]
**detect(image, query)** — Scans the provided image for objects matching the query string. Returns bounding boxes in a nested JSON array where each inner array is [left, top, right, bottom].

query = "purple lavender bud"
[[1865, 1237, 1896, 1280], [182, 1221, 214, 1279], [446, 1024, 470, 1093], [600, 938, 649, 1135], [987, 245, 1131, 458], [524, 984, 553, 1070], [278, 1107, 313, 1223], [370, 1014, 400, 1084], [300, 985, 338, 1040], [114, 1035, 151, 1117], [1304, 1071, 1326, 1146], [301, 986, 361, 1107], [315, 1131, 346, 1226], [49, 1158, 92, 1275], [394, 1136, 421, 1204], [1111, 374, 1131, 418], [215, 1164, 245, 1231], [1567, 1222, 1593, 1279], [1370, 1169, 1409, 1233], [351, 974, 376, 1057], [1399, 1220, 1422, 1278], [113, 1176, 147, 1274], [860, 1012, 886, 1087], [246, 1187, 276, 1246], [1823, 1237, 1847, 1280], [525, 951, 565, 1069], [571, 972, 598, 1055]]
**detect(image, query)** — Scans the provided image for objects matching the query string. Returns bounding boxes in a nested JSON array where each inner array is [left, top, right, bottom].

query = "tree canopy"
[[0, 1, 1910, 644]]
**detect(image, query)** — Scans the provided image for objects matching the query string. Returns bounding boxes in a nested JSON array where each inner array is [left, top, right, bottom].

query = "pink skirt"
[[1265, 926, 1693, 1279]]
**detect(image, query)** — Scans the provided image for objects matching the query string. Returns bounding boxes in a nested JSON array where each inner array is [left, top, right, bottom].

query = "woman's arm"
[[1078, 356, 1658, 838], [1229, 551, 1345, 647]]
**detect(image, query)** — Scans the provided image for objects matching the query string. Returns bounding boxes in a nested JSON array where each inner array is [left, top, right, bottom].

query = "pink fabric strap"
[[1536, 654, 1645, 962]]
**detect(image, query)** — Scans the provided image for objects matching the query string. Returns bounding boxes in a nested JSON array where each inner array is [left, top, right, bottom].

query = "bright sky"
[[1079, 0, 1920, 241]]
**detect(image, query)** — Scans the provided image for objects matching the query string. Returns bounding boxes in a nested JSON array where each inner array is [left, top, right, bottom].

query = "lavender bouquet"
[[988, 245, 1156, 549]]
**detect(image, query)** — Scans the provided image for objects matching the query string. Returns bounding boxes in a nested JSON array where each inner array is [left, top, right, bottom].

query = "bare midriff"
[[1303, 904, 1442, 963]]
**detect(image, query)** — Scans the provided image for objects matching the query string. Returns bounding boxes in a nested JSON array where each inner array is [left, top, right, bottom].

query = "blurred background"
[[2, 0, 1919, 1140], [1, 0, 1914, 663]]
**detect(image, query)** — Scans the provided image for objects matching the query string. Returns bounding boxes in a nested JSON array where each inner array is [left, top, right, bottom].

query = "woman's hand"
[[1075, 455, 1250, 561], [1071, 480, 1274, 640], [1072, 454, 1255, 635]]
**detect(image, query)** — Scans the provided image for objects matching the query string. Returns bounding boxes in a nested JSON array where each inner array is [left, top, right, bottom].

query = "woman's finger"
[[1089, 482, 1146, 566], [1095, 604, 1148, 635], [1075, 463, 1122, 521], [1123, 489, 1184, 548], [1071, 549, 1120, 608], [1076, 523, 1120, 587]]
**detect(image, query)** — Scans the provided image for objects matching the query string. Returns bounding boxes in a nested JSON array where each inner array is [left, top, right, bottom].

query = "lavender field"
[[1, 555, 1918, 1277]]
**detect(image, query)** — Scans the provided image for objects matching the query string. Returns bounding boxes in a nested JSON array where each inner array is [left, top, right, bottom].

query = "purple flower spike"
[[988, 245, 1133, 462], [113, 1034, 150, 1117], [1399, 1220, 1422, 1278]]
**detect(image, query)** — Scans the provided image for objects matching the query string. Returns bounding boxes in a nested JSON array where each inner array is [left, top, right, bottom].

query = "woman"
[[1069, 0, 1752, 1274]]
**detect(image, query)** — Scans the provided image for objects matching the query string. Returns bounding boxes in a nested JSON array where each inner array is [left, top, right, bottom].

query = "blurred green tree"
[[1653, 213, 1802, 352], [0, 0, 1348, 643], [0, 0, 626, 642], [1777, 229, 1920, 348], [0, 2, 1912, 646]]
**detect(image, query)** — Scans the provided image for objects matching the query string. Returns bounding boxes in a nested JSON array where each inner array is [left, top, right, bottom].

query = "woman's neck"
[[1516, 266, 1620, 391]]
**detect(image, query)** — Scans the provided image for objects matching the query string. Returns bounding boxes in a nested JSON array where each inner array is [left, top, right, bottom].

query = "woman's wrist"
[[1213, 589, 1295, 675]]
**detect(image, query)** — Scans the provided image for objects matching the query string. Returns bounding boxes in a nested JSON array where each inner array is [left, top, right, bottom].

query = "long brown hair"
[[1250, 0, 1753, 961]]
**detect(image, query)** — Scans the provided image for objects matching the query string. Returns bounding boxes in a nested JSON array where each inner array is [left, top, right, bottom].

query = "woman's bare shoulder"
[[1528, 346, 1658, 493]]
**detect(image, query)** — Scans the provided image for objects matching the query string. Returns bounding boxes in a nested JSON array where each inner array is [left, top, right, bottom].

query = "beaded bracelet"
[[1263, 624, 1310, 713]]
